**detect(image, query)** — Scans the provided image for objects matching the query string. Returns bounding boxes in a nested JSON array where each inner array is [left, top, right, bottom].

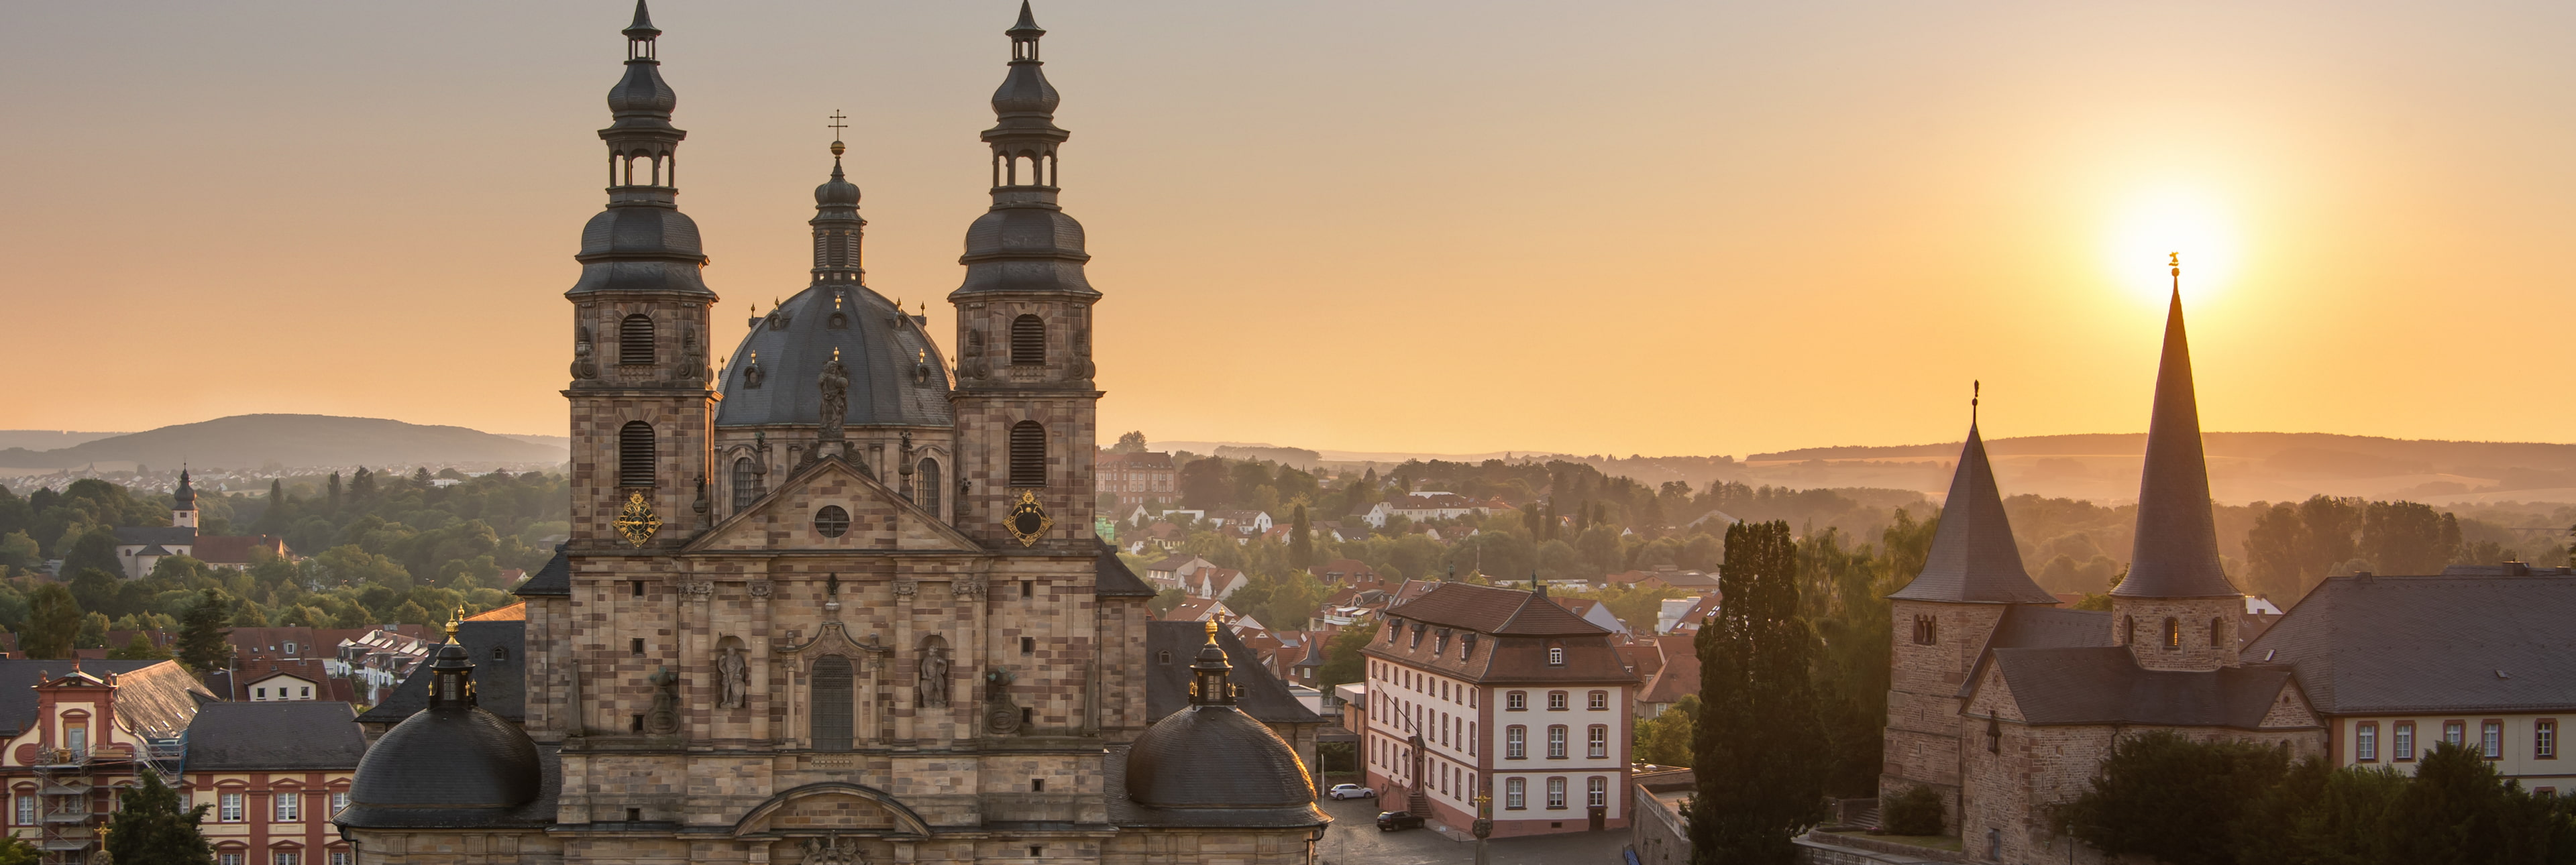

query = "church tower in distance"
[[564, 1, 718, 552], [949, 2, 1104, 551], [2110, 262, 2244, 672]]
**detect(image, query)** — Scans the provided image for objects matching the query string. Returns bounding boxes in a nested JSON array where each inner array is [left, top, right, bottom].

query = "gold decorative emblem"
[[614, 491, 661, 547], [1004, 489, 1052, 547]]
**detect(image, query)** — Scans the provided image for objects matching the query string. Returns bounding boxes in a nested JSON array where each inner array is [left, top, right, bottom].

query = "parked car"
[[1376, 811, 1426, 831], [1327, 784, 1377, 801]]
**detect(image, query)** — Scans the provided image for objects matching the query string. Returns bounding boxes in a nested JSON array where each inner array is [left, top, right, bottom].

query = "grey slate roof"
[[2116, 290, 2241, 599], [1144, 622, 1324, 726], [186, 701, 368, 771], [1987, 646, 2299, 728], [2245, 573, 2576, 714], [1890, 424, 2058, 604], [513, 546, 571, 597], [0, 660, 174, 737], [1104, 742, 1330, 830], [356, 621, 525, 726], [1957, 605, 2115, 699], [1095, 543, 1157, 597], [714, 282, 953, 429]]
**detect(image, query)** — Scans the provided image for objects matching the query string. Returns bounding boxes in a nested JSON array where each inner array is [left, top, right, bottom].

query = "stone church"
[[335, 3, 1328, 863], [1878, 270, 2327, 864]]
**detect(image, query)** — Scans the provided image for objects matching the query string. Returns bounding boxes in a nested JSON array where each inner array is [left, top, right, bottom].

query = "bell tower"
[[948, 2, 1102, 551], [564, 0, 718, 551], [2110, 256, 2245, 671]]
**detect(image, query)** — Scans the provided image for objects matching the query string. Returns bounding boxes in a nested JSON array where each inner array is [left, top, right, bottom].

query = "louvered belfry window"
[[1010, 314, 1045, 365], [1009, 421, 1046, 487], [619, 422, 655, 487], [620, 314, 656, 365]]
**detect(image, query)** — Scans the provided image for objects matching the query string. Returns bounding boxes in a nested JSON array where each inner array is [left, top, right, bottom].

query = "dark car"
[[1376, 811, 1426, 831]]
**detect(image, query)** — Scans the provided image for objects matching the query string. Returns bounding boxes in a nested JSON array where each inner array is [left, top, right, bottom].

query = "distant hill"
[[0, 414, 567, 471], [0, 430, 128, 451]]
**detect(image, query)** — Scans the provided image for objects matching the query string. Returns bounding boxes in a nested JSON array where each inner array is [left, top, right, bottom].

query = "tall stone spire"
[[569, 0, 712, 300], [953, 1, 1095, 298], [2115, 266, 2239, 599], [810, 118, 865, 284], [1889, 418, 2057, 604]]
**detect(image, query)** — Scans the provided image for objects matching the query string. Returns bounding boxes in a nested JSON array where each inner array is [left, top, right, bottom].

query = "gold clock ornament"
[[614, 491, 662, 547], [1004, 489, 1053, 547]]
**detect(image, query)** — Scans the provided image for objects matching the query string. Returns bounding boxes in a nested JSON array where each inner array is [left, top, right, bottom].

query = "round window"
[[814, 505, 851, 538]]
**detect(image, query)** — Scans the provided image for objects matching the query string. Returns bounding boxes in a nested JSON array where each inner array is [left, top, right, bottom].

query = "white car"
[[1327, 784, 1377, 800]]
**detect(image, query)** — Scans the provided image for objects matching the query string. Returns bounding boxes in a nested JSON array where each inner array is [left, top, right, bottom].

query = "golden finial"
[[445, 604, 466, 643], [2169, 251, 2181, 276], [1202, 618, 1220, 643], [832, 347, 842, 361], [828, 110, 848, 158]]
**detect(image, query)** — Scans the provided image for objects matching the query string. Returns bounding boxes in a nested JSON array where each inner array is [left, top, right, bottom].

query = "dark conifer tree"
[[22, 583, 82, 660], [327, 471, 343, 511], [1690, 520, 1827, 864], [1288, 504, 1313, 570], [175, 589, 234, 675], [103, 771, 214, 864]]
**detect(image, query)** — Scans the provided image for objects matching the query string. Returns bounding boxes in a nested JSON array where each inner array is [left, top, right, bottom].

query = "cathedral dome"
[[715, 284, 953, 429], [339, 642, 544, 828]]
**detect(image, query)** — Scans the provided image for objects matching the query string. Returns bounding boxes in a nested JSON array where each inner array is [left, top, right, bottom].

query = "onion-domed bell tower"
[[564, 0, 718, 551], [949, 3, 1102, 551]]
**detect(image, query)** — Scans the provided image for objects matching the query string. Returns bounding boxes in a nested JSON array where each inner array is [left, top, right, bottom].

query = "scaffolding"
[[27, 745, 140, 865]]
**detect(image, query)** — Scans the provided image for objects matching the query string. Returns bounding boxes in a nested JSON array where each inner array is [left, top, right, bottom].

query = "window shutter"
[[619, 422, 656, 487], [1010, 314, 1045, 365], [619, 314, 655, 365], [1010, 421, 1046, 487]]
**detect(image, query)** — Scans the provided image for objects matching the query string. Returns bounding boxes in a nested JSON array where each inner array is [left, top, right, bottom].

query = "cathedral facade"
[[336, 4, 1328, 863]]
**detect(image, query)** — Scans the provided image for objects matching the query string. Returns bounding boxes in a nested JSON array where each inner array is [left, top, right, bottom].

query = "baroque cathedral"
[[335, 3, 1328, 863]]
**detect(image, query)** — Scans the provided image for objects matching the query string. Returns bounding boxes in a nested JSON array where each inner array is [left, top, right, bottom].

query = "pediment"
[[685, 455, 983, 554]]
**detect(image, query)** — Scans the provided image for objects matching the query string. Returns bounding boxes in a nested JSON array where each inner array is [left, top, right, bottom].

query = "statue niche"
[[983, 667, 1022, 735], [916, 636, 950, 709], [645, 665, 680, 734], [716, 638, 749, 709]]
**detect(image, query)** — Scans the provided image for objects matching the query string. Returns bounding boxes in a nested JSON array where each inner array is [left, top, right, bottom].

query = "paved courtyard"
[[1313, 795, 1633, 865]]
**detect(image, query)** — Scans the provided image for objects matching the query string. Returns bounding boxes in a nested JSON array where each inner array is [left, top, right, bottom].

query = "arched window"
[[731, 457, 759, 510], [2122, 615, 2135, 645], [619, 314, 655, 365], [917, 459, 942, 513], [1010, 314, 1046, 365], [618, 422, 655, 487], [2163, 617, 2182, 650], [1009, 421, 1046, 487], [810, 656, 853, 751], [2210, 617, 2226, 648]]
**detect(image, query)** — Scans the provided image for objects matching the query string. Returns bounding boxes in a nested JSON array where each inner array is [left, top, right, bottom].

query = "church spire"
[[811, 112, 865, 283], [953, 1, 1094, 298], [570, 0, 709, 299], [1889, 390, 2057, 604], [2115, 256, 2239, 599]]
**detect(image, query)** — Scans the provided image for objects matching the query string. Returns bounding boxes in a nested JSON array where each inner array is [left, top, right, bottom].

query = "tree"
[[0, 530, 40, 572], [1316, 618, 1381, 687], [68, 567, 122, 617], [109, 631, 171, 660], [2055, 730, 2289, 865], [103, 770, 215, 865], [1288, 504, 1313, 570], [1148, 587, 1187, 616], [1690, 520, 1827, 864], [176, 589, 234, 674], [2363, 501, 2459, 576], [0, 834, 35, 865], [60, 526, 123, 580], [74, 612, 109, 649], [22, 582, 82, 659], [2385, 742, 2560, 864], [1633, 694, 1697, 766], [1112, 431, 1148, 454], [1177, 459, 1230, 509]]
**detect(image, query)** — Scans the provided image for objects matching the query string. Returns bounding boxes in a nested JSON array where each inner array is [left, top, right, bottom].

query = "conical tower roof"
[[2114, 289, 2241, 599], [1890, 423, 2057, 604]]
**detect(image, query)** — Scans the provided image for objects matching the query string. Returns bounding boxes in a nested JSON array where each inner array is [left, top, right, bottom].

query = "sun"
[[2103, 185, 2242, 304]]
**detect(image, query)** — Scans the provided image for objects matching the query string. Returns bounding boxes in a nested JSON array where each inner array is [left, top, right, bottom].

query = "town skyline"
[[5, 1, 2571, 457]]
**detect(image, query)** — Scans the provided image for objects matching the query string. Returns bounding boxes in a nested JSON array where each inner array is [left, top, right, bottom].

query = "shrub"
[[1881, 785, 1944, 836]]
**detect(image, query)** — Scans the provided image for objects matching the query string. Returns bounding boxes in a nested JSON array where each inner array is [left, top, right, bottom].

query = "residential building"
[[1361, 582, 1638, 838], [1655, 593, 1720, 635], [1162, 597, 1234, 624], [1549, 597, 1629, 637], [0, 659, 215, 862], [183, 701, 368, 865], [109, 469, 291, 579], [1385, 493, 1480, 523], [1096, 451, 1176, 512], [1206, 510, 1273, 533], [1142, 554, 1214, 589], [1632, 635, 1701, 719]]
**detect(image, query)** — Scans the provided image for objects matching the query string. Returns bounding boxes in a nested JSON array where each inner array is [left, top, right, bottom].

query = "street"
[[1314, 795, 1633, 865]]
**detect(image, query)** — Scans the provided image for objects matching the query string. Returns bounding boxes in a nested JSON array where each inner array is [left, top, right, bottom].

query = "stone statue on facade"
[[918, 646, 949, 709], [818, 347, 851, 443], [716, 644, 749, 709], [645, 666, 680, 734]]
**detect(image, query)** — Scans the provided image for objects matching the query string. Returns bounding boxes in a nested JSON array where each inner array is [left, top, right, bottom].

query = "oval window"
[[814, 506, 851, 538]]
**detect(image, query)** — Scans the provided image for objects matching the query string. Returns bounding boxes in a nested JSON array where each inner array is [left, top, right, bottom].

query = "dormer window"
[[1409, 624, 1425, 649], [1434, 629, 1450, 655], [1460, 633, 1477, 660], [1546, 642, 1565, 667]]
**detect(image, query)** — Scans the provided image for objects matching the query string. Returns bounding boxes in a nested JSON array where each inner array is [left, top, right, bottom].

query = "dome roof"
[[606, 61, 677, 115], [338, 644, 543, 828], [1125, 704, 1315, 808], [815, 162, 861, 207], [716, 284, 953, 428], [954, 207, 1094, 296]]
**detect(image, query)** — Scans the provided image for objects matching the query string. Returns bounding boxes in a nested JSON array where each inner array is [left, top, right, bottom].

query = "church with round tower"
[[336, 3, 1329, 863]]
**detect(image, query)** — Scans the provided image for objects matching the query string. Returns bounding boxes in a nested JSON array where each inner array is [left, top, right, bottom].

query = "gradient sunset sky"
[[3, 1, 2570, 457]]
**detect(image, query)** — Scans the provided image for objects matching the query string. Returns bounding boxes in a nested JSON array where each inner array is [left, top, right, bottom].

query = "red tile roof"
[[1387, 583, 1607, 637]]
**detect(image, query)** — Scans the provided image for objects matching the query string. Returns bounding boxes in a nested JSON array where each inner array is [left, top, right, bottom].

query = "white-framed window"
[[1546, 776, 1567, 809], [1505, 777, 1526, 809], [15, 794, 34, 825], [1588, 776, 1608, 807], [2355, 722, 2378, 762], [330, 792, 349, 815], [2395, 721, 2416, 760], [2483, 721, 2504, 759], [220, 792, 245, 822], [1506, 726, 1526, 759], [1589, 690, 1609, 711], [274, 852, 301, 865], [2443, 720, 2465, 748], [1548, 691, 1568, 711], [2539, 719, 2558, 760], [330, 852, 351, 865], [1506, 691, 1526, 711], [1547, 646, 1564, 666], [219, 854, 245, 865], [274, 792, 301, 821], [1547, 726, 1568, 759], [1588, 725, 1609, 759]]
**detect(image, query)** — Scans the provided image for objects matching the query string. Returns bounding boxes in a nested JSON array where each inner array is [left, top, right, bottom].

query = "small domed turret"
[[1124, 620, 1316, 809], [337, 609, 544, 829], [814, 141, 861, 207]]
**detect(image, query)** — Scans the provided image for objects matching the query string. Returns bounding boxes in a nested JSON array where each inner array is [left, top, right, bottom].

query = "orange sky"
[[3, 2, 2570, 457]]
